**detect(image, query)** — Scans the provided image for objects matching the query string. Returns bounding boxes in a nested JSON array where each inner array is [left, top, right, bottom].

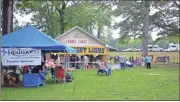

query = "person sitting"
[[65, 68, 73, 82], [55, 64, 65, 82], [97, 61, 109, 76], [45, 59, 56, 79], [126, 60, 133, 68]]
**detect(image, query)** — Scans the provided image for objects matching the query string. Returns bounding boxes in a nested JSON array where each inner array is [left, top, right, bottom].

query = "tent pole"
[[75, 52, 76, 70], [73, 50, 77, 93], [64, 49, 65, 68], [64, 49, 65, 82], [53, 52, 56, 84]]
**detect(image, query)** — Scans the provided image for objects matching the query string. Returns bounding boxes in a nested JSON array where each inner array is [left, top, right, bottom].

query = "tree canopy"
[[113, 0, 179, 43]]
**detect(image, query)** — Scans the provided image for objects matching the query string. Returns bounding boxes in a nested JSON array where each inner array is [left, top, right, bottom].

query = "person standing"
[[119, 53, 126, 70], [83, 55, 89, 70], [64, 54, 70, 68], [131, 57, 135, 67], [141, 56, 145, 67], [145, 55, 152, 69]]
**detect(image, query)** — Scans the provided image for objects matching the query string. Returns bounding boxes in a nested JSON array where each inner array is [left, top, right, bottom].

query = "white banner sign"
[[1, 48, 41, 66], [65, 39, 89, 47]]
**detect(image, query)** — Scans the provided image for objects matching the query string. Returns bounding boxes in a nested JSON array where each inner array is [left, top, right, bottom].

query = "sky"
[[15, 8, 159, 41]]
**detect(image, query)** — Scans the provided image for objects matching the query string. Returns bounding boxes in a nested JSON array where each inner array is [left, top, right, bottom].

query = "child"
[[65, 68, 73, 82], [107, 61, 115, 74]]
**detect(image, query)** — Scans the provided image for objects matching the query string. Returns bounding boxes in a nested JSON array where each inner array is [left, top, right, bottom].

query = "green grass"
[[1, 65, 179, 100]]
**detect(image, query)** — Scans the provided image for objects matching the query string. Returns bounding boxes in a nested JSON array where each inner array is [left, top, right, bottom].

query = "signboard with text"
[[65, 39, 89, 46], [1, 48, 41, 65], [73, 46, 107, 55]]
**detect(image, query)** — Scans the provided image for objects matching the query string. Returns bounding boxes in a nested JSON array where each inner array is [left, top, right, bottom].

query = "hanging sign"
[[73, 46, 107, 55], [65, 39, 89, 46], [1, 48, 41, 65]]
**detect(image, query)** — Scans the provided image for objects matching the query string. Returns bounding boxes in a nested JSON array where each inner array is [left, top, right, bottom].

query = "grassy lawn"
[[1, 65, 179, 100]]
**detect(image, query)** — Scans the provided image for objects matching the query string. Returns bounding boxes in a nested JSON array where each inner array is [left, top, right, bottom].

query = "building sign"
[[1, 48, 41, 65], [65, 39, 89, 46], [156, 56, 169, 62], [73, 46, 107, 55]]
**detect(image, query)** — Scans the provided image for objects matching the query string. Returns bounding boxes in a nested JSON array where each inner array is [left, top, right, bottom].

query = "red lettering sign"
[[66, 40, 76, 43], [65, 39, 88, 45], [78, 40, 87, 43]]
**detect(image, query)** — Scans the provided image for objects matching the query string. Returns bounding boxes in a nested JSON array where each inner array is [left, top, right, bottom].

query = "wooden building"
[[55, 26, 114, 63]]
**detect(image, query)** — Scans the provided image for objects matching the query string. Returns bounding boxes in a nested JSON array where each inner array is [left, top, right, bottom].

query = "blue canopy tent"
[[1, 25, 77, 87], [1, 25, 76, 53]]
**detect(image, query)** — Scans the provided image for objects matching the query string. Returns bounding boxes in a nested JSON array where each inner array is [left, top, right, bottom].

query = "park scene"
[[0, 0, 179, 101]]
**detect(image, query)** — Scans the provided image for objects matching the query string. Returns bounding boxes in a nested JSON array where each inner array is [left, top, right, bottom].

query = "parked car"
[[131, 48, 141, 51], [164, 49, 169, 51], [136, 48, 141, 51], [167, 43, 179, 51], [152, 45, 163, 51], [147, 45, 163, 51], [148, 45, 153, 51], [123, 48, 132, 51]]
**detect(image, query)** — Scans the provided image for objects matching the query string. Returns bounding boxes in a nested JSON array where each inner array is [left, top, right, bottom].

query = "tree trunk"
[[10, 0, 13, 32], [89, 26, 93, 34], [45, 0, 52, 37], [0, 0, 2, 89], [59, 1, 66, 34], [97, 24, 101, 39], [0, 0, 2, 31], [2, 0, 13, 35], [142, 0, 149, 57]]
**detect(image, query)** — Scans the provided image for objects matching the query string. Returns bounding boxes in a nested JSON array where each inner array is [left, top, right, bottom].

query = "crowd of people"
[[58, 54, 98, 69], [110, 53, 152, 70], [110, 53, 135, 70]]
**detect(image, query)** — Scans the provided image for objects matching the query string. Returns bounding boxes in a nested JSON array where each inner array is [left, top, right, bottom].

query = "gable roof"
[[55, 26, 112, 48]]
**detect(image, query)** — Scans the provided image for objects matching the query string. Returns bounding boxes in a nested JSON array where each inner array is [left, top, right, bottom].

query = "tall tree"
[[52, 0, 70, 34], [92, 1, 113, 39], [16, 0, 83, 37], [150, 0, 180, 39], [16, 0, 113, 38], [113, 0, 179, 38], [2, 0, 13, 35], [113, 0, 179, 56], [142, 0, 149, 57], [16, 0, 62, 37], [64, 1, 113, 38], [0, 0, 2, 89], [0, 0, 2, 33]]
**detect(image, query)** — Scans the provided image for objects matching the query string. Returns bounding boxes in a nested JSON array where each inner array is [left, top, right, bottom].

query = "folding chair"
[[97, 63, 106, 75], [55, 68, 65, 83]]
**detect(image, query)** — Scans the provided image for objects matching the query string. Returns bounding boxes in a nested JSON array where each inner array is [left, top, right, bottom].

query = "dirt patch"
[[146, 73, 161, 76], [152, 64, 179, 68]]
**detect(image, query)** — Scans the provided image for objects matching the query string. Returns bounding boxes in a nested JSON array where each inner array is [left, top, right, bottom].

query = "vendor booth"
[[1, 25, 76, 87], [55, 26, 114, 69]]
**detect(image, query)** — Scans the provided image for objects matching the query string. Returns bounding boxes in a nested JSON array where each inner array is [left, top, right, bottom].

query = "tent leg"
[[55, 69, 56, 84]]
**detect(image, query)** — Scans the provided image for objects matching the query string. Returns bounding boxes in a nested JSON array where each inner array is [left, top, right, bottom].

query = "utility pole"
[[0, 0, 3, 99], [142, 0, 149, 57]]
